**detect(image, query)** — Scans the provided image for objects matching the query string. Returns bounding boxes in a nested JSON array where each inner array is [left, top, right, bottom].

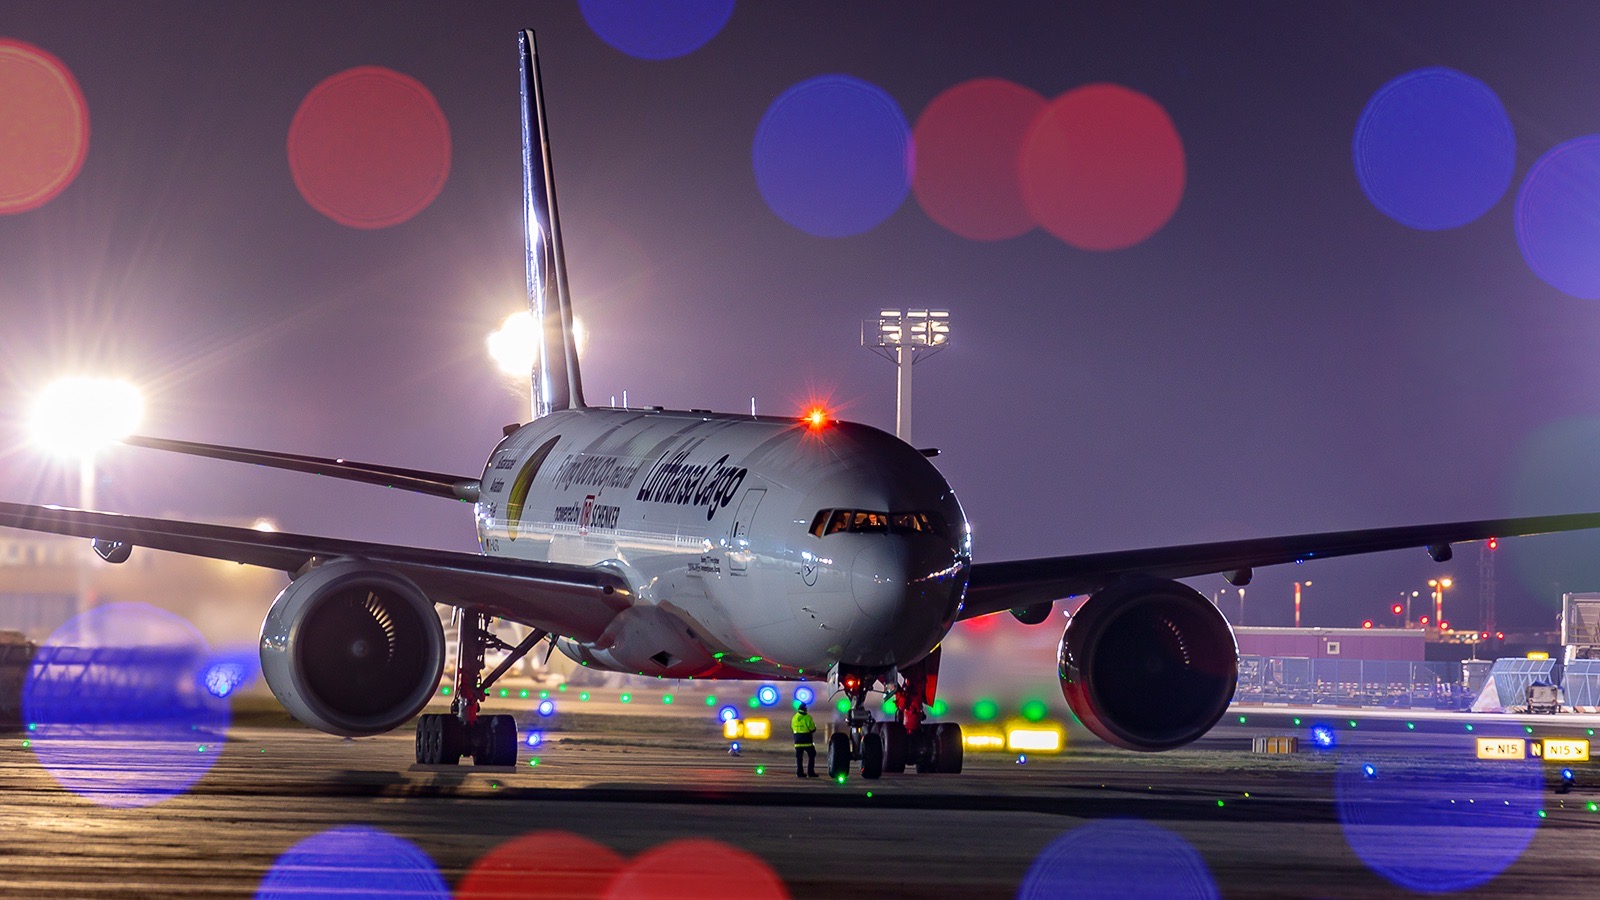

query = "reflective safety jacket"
[[791, 712, 817, 748]]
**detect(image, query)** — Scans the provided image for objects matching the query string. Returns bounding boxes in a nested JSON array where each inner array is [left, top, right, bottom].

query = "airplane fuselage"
[[473, 407, 971, 681]]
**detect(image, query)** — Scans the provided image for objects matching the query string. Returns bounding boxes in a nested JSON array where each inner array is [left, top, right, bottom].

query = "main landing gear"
[[415, 610, 547, 767], [828, 653, 963, 780]]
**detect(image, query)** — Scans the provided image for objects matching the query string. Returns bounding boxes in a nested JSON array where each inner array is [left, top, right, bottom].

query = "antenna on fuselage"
[[520, 29, 585, 419]]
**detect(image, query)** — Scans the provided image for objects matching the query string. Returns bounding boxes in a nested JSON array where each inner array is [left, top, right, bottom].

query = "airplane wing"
[[0, 502, 630, 642], [120, 435, 482, 502], [960, 510, 1600, 620]]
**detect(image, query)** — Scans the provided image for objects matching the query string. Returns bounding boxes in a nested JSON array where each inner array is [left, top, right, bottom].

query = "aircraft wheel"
[[934, 722, 964, 774], [826, 732, 851, 780], [472, 714, 519, 766], [860, 732, 883, 780], [415, 714, 459, 766], [880, 722, 907, 773]]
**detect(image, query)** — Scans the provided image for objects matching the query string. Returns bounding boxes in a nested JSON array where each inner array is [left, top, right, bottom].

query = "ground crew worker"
[[792, 702, 818, 777]]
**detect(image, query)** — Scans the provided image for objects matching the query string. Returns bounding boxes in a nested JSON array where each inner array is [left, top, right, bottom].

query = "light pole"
[[1294, 580, 1312, 628], [862, 309, 950, 442], [28, 377, 144, 619], [1428, 577, 1453, 628]]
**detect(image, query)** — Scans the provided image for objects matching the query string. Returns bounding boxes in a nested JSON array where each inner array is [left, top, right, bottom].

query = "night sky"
[[6, 2, 1600, 634]]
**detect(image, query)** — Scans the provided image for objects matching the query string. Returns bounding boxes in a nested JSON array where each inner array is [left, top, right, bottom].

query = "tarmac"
[[3, 692, 1600, 898]]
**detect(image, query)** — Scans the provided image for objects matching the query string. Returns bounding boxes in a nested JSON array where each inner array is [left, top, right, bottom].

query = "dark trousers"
[[795, 745, 815, 775]]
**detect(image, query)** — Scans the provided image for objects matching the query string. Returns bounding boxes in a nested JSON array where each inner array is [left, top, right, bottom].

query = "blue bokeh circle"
[[579, 0, 734, 61], [753, 74, 911, 238], [1335, 750, 1541, 892], [1516, 135, 1600, 299], [23, 602, 231, 807], [1018, 820, 1218, 899], [1353, 67, 1514, 230], [256, 826, 448, 899]]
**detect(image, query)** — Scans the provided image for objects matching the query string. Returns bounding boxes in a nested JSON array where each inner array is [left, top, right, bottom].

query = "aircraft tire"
[[415, 714, 459, 766], [935, 722, 964, 774], [880, 722, 907, 773], [860, 732, 883, 779], [473, 714, 518, 766], [826, 732, 851, 779]]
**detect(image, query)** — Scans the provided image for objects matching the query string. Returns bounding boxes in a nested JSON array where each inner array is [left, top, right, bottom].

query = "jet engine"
[[260, 558, 446, 737], [1058, 576, 1237, 752]]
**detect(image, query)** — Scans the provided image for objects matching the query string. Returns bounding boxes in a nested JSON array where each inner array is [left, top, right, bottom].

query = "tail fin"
[[520, 30, 585, 418]]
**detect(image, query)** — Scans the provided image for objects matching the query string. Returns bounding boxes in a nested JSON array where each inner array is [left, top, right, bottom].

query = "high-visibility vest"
[[792, 712, 817, 748]]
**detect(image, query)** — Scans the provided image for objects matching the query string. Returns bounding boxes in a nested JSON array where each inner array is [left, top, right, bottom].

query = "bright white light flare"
[[29, 378, 144, 456], [486, 310, 586, 378]]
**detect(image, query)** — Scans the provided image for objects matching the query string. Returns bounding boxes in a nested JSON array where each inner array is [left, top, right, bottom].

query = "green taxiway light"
[[558, 684, 567, 692], [835, 774, 846, 784], [929, 699, 948, 716], [1292, 718, 1301, 726], [663, 694, 674, 704], [528, 758, 540, 767], [1406, 722, 1415, 730], [499, 688, 509, 698], [1238, 715, 1247, 724], [1538, 809, 1547, 818], [620, 693, 631, 703], [21, 740, 29, 748], [755, 766, 765, 775], [1021, 699, 1048, 722], [1466, 724, 1475, 732], [1348, 720, 1358, 728], [748, 697, 761, 709], [747, 656, 763, 663], [713, 652, 726, 659], [705, 696, 717, 706], [440, 686, 452, 696], [866, 791, 873, 798], [580, 692, 590, 701], [973, 698, 999, 722], [882, 698, 898, 715], [835, 698, 850, 714], [1589, 802, 1598, 813], [519, 690, 529, 699], [1216, 800, 1225, 808], [539, 690, 549, 699], [197, 745, 206, 753]]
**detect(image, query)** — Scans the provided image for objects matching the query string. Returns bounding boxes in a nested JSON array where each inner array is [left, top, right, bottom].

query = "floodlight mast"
[[862, 309, 951, 441]]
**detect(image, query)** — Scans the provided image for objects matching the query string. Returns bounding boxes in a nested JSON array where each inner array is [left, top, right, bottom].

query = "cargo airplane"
[[5, 31, 1600, 778]]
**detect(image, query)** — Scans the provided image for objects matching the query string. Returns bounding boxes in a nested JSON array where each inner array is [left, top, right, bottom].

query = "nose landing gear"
[[830, 654, 963, 779], [415, 609, 546, 767]]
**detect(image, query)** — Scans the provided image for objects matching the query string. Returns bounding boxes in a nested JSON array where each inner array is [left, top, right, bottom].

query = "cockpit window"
[[809, 509, 948, 538]]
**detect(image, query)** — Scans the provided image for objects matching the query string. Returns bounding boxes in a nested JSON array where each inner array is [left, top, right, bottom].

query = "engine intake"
[[1058, 576, 1237, 752], [260, 559, 445, 737]]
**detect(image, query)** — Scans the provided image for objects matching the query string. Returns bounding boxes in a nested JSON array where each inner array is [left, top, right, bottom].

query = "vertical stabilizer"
[[520, 30, 585, 418]]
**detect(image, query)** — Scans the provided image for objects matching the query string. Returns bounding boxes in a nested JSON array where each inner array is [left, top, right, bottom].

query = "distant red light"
[[1496, 631, 1505, 640], [1419, 616, 1430, 626], [1362, 620, 1373, 629], [1487, 537, 1498, 550], [1439, 620, 1449, 630], [1391, 604, 1404, 616]]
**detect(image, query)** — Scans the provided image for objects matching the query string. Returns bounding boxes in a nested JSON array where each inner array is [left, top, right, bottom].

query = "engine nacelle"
[[1058, 576, 1237, 752], [260, 559, 445, 737]]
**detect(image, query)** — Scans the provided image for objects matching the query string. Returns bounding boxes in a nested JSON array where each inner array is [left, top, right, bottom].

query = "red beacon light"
[[802, 406, 830, 429], [1487, 537, 1498, 550], [1419, 616, 1430, 626], [1439, 620, 1450, 630], [1362, 620, 1373, 629], [1391, 603, 1403, 616]]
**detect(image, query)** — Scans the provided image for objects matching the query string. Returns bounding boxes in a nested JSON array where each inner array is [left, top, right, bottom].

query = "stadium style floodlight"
[[862, 308, 951, 441], [487, 310, 586, 379]]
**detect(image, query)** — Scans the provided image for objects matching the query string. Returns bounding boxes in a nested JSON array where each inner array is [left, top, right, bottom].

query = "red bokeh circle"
[[602, 838, 789, 900], [456, 831, 625, 899], [1019, 83, 1185, 251], [287, 66, 450, 229], [912, 77, 1045, 241], [0, 38, 89, 215]]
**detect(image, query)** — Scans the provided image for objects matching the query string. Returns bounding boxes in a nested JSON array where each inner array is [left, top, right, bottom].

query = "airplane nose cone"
[[851, 541, 907, 622]]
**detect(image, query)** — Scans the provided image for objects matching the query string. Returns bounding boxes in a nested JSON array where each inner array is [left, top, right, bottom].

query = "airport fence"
[[1234, 656, 1470, 709]]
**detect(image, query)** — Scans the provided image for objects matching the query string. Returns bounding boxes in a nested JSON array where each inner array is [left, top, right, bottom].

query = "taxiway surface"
[[4, 698, 1600, 898]]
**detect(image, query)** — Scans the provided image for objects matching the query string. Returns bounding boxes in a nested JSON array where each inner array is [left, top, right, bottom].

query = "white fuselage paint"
[[473, 407, 971, 681]]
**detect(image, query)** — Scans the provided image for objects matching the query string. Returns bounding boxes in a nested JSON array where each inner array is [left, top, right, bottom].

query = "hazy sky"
[[5, 2, 1600, 631]]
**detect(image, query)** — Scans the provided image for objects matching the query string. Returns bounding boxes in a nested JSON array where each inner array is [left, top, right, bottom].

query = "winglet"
[[520, 29, 585, 419]]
